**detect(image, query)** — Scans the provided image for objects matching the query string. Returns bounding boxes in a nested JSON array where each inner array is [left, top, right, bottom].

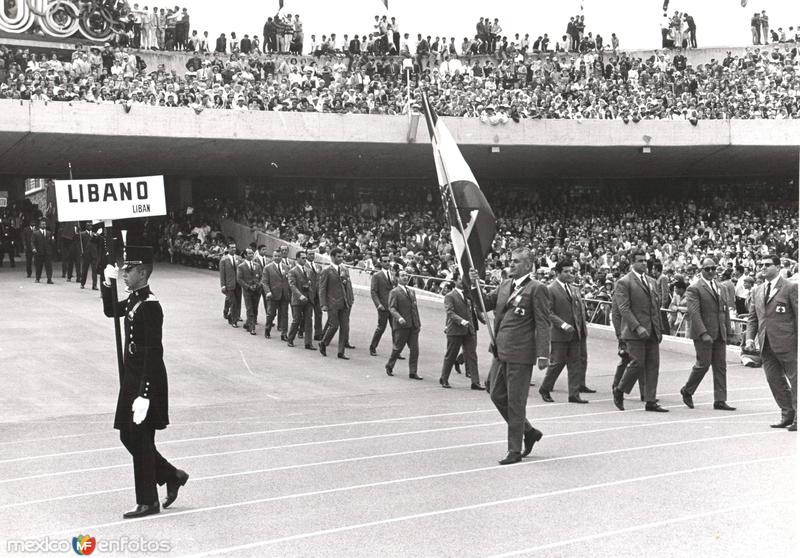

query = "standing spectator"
[[176, 7, 190, 51], [751, 12, 762, 45], [684, 13, 697, 48], [611, 32, 619, 51], [746, 255, 797, 431], [157, 7, 166, 49], [760, 11, 770, 44], [384, 269, 423, 380], [612, 249, 668, 412], [131, 3, 143, 48], [214, 33, 227, 54]]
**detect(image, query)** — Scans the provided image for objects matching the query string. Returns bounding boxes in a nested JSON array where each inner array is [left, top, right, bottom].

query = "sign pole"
[[104, 219, 124, 386]]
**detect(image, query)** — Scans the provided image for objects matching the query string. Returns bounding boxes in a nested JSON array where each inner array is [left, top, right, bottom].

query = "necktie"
[[710, 281, 719, 301], [765, 282, 771, 304], [564, 283, 573, 304], [640, 274, 650, 295]]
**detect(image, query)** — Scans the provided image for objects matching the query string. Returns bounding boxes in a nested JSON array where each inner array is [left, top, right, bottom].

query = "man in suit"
[[78, 222, 100, 290], [22, 220, 36, 278], [440, 278, 482, 389], [32, 219, 55, 284], [318, 247, 354, 359], [219, 243, 241, 327], [539, 259, 594, 404], [369, 255, 396, 356], [612, 248, 669, 412], [653, 262, 672, 335], [680, 258, 737, 411], [262, 248, 290, 340], [252, 245, 270, 324], [746, 254, 798, 431], [101, 246, 188, 518], [385, 268, 423, 380], [60, 222, 80, 281], [309, 250, 325, 341], [470, 247, 550, 465], [286, 251, 316, 350], [236, 247, 262, 335]]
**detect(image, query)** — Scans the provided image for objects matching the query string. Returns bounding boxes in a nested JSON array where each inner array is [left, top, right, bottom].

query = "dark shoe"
[[80, 285, 85, 289], [369, 348, 377, 356], [287, 341, 295, 347], [409, 374, 423, 380], [770, 417, 794, 428], [612, 388, 624, 411], [345, 344, 355, 349], [264, 329, 271, 338], [231, 322, 239, 328], [579, 386, 596, 393], [305, 345, 316, 351], [522, 428, 543, 457], [249, 329, 257, 336], [163, 470, 189, 509], [280, 334, 288, 342], [538, 388, 554, 403], [385, 366, 393, 376], [35, 279, 40, 283], [314, 335, 322, 341], [498, 452, 522, 465], [470, 383, 484, 390], [568, 396, 589, 404], [713, 401, 736, 411], [318, 344, 326, 356], [337, 353, 350, 360], [92, 286, 98, 291], [788, 422, 797, 432], [122, 502, 160, 519], [397, 355, 406, 360], [46, 280, 53, 284], [439, 378, 451, 388], [454, 362, 462, 374], [645, 403, 669, 413], [680, 387, 694, 409]]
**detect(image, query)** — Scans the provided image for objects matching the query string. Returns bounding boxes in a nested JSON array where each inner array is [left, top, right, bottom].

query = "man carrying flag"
[[421, 92, 550, 464]]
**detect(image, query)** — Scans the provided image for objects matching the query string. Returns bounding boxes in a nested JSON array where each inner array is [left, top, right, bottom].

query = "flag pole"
[[104, 219, 125, 386], [423, 94, 496, 346]]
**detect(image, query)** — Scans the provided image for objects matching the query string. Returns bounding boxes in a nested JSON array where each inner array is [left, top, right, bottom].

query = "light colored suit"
[[614, 271, 662, 403], [747, 277, 798, 420], [683, 278, 733, 401]]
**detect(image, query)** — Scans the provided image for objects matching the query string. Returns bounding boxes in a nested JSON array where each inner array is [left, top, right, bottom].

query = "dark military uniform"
[[102, 282, 178, 506], [0, 219, 16, 268]]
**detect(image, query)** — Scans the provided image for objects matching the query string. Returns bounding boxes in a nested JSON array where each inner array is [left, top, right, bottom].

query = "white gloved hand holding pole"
[[103, 264, 119, 287], [131, 396, 150, 425]]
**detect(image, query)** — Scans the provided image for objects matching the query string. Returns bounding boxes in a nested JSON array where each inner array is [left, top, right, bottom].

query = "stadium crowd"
[[1, 39, 799, 120]]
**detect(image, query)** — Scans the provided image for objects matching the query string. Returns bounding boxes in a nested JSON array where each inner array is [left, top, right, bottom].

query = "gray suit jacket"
[[614, 271, 663, 342], [747, 277, 798, 356], [685, 278, 731, 341], [389, 285, 420, 330], [548, 281, 587, 342]]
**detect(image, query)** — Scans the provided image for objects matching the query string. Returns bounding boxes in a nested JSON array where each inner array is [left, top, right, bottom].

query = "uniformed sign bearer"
[[102, 245, 188, 518]]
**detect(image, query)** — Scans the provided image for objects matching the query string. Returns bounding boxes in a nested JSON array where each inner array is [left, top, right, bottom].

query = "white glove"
[[132, 396, 150, 425], [103, 264, 119, 286]]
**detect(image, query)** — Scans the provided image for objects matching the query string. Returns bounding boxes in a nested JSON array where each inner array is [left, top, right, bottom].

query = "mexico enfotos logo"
[[6, 535, 172, 554]]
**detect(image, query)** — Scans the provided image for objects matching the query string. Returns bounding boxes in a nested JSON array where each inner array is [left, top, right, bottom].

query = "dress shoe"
[[35, 278, 40, 283], [345, 344, 355, 349], [397, 355, 406, 360], [713, 401, 736, 411], [318, 344, 327, 356], [645, 403, 669, 413], [498, 451, 522, 465], [92, 286, 98, 291], [568, 396, 588, 404], [409, 374, 423, 380], [770, 417, 794, 428], [163, 470, 189, 509], [264, 329, 271, 338], [369, 348, 377, 356], [305, 345, 316, 350], [80, 285, 85, 289], [579, 386, 596, 394], [522, 428, 543, 457], [788, 422, 797, 432], [680, 387, 694, 409], [47, 280, 53, 284], [280, 334, 288, 342], [470, 383, 484, 391], [439, 378, 451, 388], [538, 388, 554, 403], [122, 502, 160, 519], [249, 329, 256, 336], [612, 388, 624, 411], [337, 353, 350, 360], [230, 322, 239, 328], [385, 366, 394, 376], [287, 341, 295, 347], [454, 362, 462, 374]]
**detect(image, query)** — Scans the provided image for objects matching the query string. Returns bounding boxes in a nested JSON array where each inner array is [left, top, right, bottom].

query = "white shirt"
[[556, 279, 572, 297], [701, 276, 719, 296], [765, 275, 780, 300], [513, 273, 531, 289]]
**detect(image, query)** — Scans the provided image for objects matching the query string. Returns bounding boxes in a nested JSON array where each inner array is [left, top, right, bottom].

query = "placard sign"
[[54, 175, 166, 222]]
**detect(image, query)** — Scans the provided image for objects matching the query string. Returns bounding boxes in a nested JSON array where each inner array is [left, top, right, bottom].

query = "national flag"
[[420, 92, 496, 284], [278, 0, 284, 10], [382, 0, 389, 9]]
